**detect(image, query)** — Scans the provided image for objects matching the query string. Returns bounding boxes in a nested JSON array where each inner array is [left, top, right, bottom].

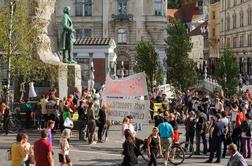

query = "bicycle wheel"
[[168, 145, 185, 165], [179, 141, 194, 159], [7, 117, 21, 133], [139, 144, 150, 162]]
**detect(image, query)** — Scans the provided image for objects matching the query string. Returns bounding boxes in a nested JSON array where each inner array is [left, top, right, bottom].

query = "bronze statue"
[[59, 6, 77, 64]]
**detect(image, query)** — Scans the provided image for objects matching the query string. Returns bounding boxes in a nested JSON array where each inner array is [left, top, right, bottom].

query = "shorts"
[[161, 137, 172, 151], [58, 154, 71, 163]]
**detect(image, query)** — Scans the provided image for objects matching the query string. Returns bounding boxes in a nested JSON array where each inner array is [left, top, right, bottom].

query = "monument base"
[[58, 63, 82, 98]]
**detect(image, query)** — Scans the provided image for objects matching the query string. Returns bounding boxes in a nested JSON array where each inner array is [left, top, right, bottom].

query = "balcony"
[[112, 14, 133, 22]]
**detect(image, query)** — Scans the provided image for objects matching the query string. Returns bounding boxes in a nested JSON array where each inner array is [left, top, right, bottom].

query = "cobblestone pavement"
[[0, 124, 251, 166]]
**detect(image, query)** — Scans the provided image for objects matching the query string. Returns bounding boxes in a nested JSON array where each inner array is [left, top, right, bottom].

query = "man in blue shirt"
[[158, 117, 174, 166]]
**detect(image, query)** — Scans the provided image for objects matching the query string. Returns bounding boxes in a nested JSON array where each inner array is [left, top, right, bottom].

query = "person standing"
[[78, 100, 88, 141], [220, 111, 230, 158], [241, 113, 252, 158], [97, 105, 106, 143], [157, 118, 174, 166], [34, 130, 54, 166], [58, 129, 73, 166], [121, 129, 138, 166], [40, 95, 48, 128], [195, 106, 207, 155], [11, 133, 27, 166], [206, 114, 227, 163], [0, 102, 9, 135], [147, 127, 162, 166], [184, 111, 196, 152], [227, 143, 248, 166], [22, 134, 33, 166], [47, 120, 55, 146]]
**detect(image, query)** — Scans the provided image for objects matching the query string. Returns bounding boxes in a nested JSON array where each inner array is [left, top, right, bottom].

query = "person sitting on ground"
[[227, 143, 248, 166]]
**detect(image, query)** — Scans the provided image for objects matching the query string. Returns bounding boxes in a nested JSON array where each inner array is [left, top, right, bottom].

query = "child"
[[147, 127, 162, 166]]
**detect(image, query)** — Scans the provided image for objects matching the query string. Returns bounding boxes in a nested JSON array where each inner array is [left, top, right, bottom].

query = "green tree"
[[134, 40, 163, 92], [215, 48, 239, 97], [0, 0, 58, 102], [165, 19, 197, 92]]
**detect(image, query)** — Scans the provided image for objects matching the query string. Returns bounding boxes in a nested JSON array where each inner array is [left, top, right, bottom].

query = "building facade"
[[220, 0, 252, 74], [55, 0, 168, 79]]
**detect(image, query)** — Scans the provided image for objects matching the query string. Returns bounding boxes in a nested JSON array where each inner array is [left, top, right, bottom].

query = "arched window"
[[117, 29, 128, 44], [240, 10, 244, 27], [248, 7, 252, 25], [118, 0, 127, 15], [232, 12, 236, 28]]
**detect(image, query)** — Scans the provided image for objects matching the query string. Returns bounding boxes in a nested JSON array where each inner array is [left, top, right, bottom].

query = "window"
[[227, 15, 230, 30], [240, 34, 244, 47], [154, 0, 164, 16], [212, 11, 216, 19], [227, 0, 230, 8], [75, 29, 92, 38], [221, 18, 224, 31], [78, 58, 90, 81], [227, 37, 231, 47], [75, 0, 92, 16], [118, 0, 127, 15], [234, 0, 237, 6], [233, 12, 236, 28], [240, 10, 244, 27], [248, 8, 252, 25], [248, 34, 252, 46], [233, 36, 237, 48], [117, 29, 128, 44]]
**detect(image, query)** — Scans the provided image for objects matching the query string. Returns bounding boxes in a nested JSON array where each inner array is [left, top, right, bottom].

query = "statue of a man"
[[59, 6, 77, 63]]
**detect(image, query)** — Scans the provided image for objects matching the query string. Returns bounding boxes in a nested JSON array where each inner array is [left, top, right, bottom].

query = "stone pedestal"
[[58, 64, 82, 98]]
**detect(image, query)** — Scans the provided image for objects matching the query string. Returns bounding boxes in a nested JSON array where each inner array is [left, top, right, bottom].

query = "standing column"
[[105, 53, 109, 76]]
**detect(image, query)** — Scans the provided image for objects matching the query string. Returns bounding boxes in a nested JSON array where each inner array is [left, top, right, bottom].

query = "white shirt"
[[221, 117, 229, 127], [23, 142, 30, 161]]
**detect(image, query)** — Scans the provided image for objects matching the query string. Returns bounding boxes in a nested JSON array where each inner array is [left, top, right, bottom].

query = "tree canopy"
[[168, 0, 198, 8], [215, 48, 239, 97], [165, 19, 197, 92], [134, 40, 163, 92]]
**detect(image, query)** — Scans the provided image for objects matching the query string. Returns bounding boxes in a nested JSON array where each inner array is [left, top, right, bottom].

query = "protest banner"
[[105, 98, 150, 123], [103, 72, 148, 97]]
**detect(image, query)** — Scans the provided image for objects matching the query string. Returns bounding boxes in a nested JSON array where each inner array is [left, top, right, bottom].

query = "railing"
[[111, 14, 133, 21]]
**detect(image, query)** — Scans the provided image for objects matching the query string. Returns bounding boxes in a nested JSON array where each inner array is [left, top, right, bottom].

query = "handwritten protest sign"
[[103, 72, 148, 97], [106, 98, 150, 123]]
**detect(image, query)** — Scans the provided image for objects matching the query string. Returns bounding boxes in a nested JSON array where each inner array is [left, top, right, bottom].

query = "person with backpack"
[[147, 127, 162, 166], [241, 113, 252, 158]]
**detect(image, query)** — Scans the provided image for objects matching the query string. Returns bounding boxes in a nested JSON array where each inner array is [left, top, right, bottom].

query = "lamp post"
[[121, 61, 124, 78]]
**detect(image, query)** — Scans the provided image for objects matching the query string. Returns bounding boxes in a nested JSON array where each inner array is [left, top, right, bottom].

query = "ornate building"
[[207, 0, 220, 75], [55, 0, 168, 79], [220, 0, 252, 74]]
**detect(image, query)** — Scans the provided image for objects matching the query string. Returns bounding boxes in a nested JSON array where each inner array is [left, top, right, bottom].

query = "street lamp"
[[121, 61, 124, 78]]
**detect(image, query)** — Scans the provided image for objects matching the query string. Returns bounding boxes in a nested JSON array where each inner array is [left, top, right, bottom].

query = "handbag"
[[64, 117, 74, 129]]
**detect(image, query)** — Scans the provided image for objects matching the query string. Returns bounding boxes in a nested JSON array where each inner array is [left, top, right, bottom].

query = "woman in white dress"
[[28, 82, 37, 99]]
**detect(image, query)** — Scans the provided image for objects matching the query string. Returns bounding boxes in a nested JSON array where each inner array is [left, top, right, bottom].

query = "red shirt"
[[236, 112, 245, 127], [34, 138, 52, 166]]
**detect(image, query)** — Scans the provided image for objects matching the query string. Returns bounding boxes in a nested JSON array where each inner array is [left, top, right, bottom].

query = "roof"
[[168, 2, 203, 23], [74, 37, 113, 46], [189, 21, 208, 36]]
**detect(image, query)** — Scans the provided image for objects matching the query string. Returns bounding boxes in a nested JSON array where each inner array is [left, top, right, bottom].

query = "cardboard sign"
[[103, 72, 148, 97], [105, 98, 150, 123]]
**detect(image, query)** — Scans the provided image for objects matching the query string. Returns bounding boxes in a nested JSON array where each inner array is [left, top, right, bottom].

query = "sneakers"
[[164, 161, 168, 166]]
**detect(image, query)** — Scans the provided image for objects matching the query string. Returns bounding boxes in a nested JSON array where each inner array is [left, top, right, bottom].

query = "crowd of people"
[[1, 87, 252, 166]]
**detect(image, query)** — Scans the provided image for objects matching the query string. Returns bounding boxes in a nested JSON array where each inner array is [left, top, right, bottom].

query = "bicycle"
[[179, 141, 194, 159], [0, 113, 21, 133], [139, 139, 185, 165]]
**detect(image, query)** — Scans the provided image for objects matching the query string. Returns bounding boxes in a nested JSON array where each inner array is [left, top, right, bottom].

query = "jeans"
[[148, 149, 158, 166], [36, 114, 42, 129], [241, 136, 252, 158], [209, 136, 222, 161], [186, 131, 195, 151], [196, 130, 207, 154], [98, 123, 105, 141], [78, 120, 87, 141]]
